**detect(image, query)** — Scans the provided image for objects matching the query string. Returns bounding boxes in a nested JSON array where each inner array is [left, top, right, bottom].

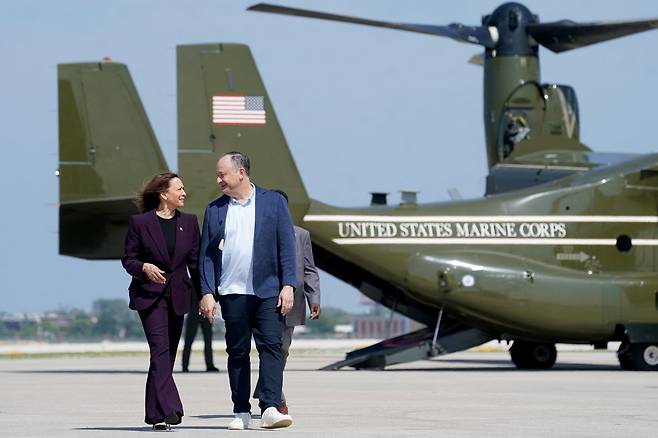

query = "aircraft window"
[[615, 235, 632, 252], [502, 112, 530, 158], [558, 85, 579, 122]]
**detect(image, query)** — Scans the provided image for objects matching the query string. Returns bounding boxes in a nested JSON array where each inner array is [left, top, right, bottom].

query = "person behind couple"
[[198, 151, 296, 430], [181, 286, 219, 373], [253, 190, 321, 415], [121, 172, 200, 431]]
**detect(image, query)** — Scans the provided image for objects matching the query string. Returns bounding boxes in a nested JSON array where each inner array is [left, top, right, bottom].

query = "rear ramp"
[[322, 316, 493, 370]]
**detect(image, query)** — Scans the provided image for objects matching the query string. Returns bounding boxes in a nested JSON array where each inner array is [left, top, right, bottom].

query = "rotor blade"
[[248, 3, 495, 47], [527, 18, 658, 53]]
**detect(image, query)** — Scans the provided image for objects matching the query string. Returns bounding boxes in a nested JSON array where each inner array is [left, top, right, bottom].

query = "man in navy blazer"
[[199, 151, 296, 430]]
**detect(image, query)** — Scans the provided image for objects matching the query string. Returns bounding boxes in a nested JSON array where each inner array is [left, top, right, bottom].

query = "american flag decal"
[[212, 95, 266, 125]]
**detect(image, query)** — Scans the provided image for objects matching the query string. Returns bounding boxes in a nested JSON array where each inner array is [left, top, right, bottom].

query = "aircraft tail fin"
[[58, 61, 167, 258], [177, 43, 309, 223]]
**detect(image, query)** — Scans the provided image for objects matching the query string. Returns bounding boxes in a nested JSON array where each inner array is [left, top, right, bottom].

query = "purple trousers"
[[138, 296, 185, 425]]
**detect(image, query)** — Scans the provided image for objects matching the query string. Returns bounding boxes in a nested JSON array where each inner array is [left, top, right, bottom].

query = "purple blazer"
[[122, 209, 200, 316]]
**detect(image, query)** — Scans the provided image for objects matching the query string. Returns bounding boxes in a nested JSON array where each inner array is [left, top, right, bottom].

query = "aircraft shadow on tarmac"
[[8, 359, 621, 375], [381, 357, 621, 372]]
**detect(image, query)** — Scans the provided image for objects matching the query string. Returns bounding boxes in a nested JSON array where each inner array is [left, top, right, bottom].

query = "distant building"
[[333, 324, 353, 337], [352, 314, 410, 339], [351, 301, 424, 339]]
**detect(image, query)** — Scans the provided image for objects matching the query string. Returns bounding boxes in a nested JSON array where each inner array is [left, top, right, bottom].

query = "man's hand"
[[199, 294, 217, 323], [310, 303, 321, 320], [142, 263, 166, 284], [278, 285, 294, 316]]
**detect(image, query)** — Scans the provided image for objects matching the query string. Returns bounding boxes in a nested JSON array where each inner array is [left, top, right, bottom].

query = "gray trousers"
[[253, 325, 294, 403]]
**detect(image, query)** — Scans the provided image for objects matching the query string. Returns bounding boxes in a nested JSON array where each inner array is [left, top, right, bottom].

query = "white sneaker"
[[228, 412, 251, 430], [260, 406, 293, 429]]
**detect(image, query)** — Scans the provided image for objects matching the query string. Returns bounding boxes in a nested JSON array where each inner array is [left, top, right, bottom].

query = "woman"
[[122, 172, 200, 431]]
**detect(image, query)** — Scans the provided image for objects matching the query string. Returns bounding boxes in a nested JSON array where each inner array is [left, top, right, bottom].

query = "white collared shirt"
[[218, 184, 256, 295]]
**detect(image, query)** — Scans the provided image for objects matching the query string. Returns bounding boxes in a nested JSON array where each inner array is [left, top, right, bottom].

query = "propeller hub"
[[483, 2, 538, 57]]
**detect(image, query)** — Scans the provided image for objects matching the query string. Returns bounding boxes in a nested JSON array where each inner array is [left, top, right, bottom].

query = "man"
[[181, 287, 219, 373], [198, 151, 296, 430], [254, 190, 321, 415]]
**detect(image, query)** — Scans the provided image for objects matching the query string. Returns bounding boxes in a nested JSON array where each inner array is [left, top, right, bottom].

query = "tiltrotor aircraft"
[[58, 3, 658, 371]]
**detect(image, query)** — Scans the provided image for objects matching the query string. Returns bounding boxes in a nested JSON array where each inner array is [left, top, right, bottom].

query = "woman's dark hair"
[[136, 172, 179, 213]]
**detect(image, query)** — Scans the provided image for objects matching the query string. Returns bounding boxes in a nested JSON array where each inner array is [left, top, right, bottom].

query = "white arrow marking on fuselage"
[[556, 251, 590, 262]]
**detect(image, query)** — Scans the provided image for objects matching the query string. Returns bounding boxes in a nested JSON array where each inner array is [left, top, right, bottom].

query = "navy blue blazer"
[[122, 209, 200, 316], [199, 185, 296, 299]]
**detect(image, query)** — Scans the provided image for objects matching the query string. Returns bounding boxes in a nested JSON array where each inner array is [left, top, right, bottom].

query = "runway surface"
[[1, 350, 657, 437]]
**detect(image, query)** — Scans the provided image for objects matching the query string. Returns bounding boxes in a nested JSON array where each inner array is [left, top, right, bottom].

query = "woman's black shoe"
[[152, 423, 170, 431], [164, 412, 182, 425]]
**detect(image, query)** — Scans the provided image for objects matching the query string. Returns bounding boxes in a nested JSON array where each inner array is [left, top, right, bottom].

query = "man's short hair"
[[221, 151, 250, 176]]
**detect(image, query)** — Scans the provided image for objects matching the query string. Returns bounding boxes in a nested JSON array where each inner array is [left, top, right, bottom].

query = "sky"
[[2, 0, 658, 314]]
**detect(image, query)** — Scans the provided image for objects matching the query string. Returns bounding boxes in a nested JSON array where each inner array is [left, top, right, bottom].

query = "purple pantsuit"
[[138, 297, 185, 424], [122, 209, 200, 425]]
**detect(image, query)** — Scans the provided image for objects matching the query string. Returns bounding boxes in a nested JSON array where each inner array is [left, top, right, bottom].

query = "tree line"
[[0, 299, 352, 341]]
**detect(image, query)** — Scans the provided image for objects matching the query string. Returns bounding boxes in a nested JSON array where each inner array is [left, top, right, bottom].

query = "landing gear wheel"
[[617, 342, 658, 371], [510, 340, 557, 369]]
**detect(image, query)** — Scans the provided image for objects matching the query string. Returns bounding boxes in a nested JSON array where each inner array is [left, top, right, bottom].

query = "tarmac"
[[1, 349, 657, 437]]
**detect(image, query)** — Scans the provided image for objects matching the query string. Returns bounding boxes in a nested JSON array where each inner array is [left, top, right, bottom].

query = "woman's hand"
[[142, 263, 166, 284]]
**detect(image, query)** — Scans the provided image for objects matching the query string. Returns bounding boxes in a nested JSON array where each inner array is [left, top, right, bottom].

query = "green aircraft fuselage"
[[300, 158, 658, 344]]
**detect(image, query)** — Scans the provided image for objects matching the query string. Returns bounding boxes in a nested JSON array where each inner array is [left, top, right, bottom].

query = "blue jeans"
[[218, 294, 284, 414]]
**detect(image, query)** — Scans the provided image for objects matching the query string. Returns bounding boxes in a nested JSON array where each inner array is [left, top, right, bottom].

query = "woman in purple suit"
[[122, 172, 200, 431]]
